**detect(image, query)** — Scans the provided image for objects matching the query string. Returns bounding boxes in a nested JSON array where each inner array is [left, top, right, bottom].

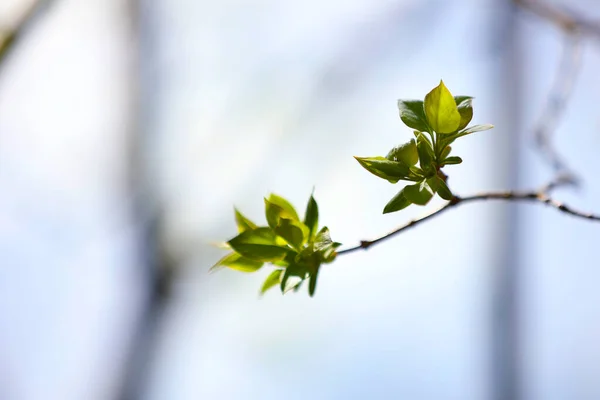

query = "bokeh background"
[[0, 0, 599, 399]]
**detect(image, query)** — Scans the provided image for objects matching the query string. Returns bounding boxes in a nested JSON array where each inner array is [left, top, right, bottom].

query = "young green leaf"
[[386, 139, 418, 166], [210, 252, 264, 273], [228, 227, 292, 262], [427, 175, 453, 200], [234, 208, 258, 232], [313, 227, 341, 262], [458, 124, 494, 137], [455, 96, 474, 131], [260, 269, 283, 294], [308, 265, 320, 297], [442, 156, 463, 165], [265, 195, 300, 229], [424, 80, 461, 134], [267, 193, 299, 219], [397, 100, 430, 132], [274, 218, 307, 250], [303, 194, 319, 241], [440, 145, 452, 160], [354, 156, 411, 183], [415, 132, 435, 176], [280, 263, 308, 293], [383, 189, 412, 214], [403, 182, 434, 205]]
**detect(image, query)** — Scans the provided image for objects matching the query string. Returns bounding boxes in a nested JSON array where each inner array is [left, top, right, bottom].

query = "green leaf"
[[415, 132, 435, 176], [313, 227, 341, 263], [234, 208, 257, 233], [265, 195, 299, 229], [274, 218, 307, 250], [228, 227, 292, 262], [354, 156, 411, 183], [398, 100, 430, 132], [427, 175, 453, 200], [403, 182, 434, 205], [424, 80, 461, 134], [308, 265, 320, 297], [440, 145, 452, 160], [458, 124, 494, 136], [268, 194, 299, 220], [443, 156, 462, 165], [386, 139, 418, 166], [260, 269, 282, 294], [303, 194, 319, 241], [383, 189, 412, 214], [280, 263, 308, 293], [210, 252, 263, 273], [314, 227, 333, 250], [455, 96, 474, 131]]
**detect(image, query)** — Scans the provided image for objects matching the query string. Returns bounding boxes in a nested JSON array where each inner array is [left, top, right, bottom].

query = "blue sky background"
[[0, 0, 599, 399]]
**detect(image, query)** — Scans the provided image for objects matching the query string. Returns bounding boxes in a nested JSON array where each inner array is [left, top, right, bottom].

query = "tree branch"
[[336, 185, 600, 256]]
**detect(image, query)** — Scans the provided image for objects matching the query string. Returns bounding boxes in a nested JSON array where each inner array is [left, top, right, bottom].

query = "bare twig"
[[336, 185, 600, 256], [514, 0, 600, 38], [532, 34, 582, 182]]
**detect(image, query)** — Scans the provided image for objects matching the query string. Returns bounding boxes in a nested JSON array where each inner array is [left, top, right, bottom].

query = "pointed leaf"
[[397, 100, 430, 132], [260, 269, 282, 294], [440, 145, 452, 160], [265, 196, 299, 229], [312, 227, 341, 263], [459, 124, 494, 136], [228, 227, 292, 262], [303, 194, 319, 241], [308, 265, 320, 297], [386, 139, 418, 166], [267, 194, 299, 221], [314, 227, 333, 251], [455, 96, 473, 130], [274, 218, 307, 250], [354, 156, 411, 183], [415, 132, 435, 176], [234, 209, 257, 232], [383, 190, 412, 214], [427, 175, 453, 200], [280, 263, 308, 293], [403, 182, 434, 205], [210, 252, 263, 273], [442, 156, 462, 165], [424, 80, 461, 134]]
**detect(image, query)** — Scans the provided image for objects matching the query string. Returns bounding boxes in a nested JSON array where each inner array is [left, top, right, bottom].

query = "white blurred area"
[[0, 0, 599, 400], [0, 1, 142, 399]]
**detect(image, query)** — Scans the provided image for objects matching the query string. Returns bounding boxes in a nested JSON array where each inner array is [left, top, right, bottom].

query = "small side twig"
[[532, 33, 582, 181], [514, 0, 600, 38], [336, 185, 600, 256]]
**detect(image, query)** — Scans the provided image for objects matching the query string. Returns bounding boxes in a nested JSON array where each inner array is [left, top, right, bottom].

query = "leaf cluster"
[[211, 193, 340, 296], [355, 80, 493, 213]]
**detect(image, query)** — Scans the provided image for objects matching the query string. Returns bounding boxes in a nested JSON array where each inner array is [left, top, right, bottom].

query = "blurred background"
[[0, 0, 599, 399]]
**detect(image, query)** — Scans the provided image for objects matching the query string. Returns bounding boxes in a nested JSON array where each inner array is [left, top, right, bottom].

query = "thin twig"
[[336, 187, 600, 256], [532, 33, 582, 182], [514, 0, 600, 38]]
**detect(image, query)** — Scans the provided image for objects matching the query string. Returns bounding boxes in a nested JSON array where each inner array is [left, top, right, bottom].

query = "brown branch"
[[336, 186, 600, 256]]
